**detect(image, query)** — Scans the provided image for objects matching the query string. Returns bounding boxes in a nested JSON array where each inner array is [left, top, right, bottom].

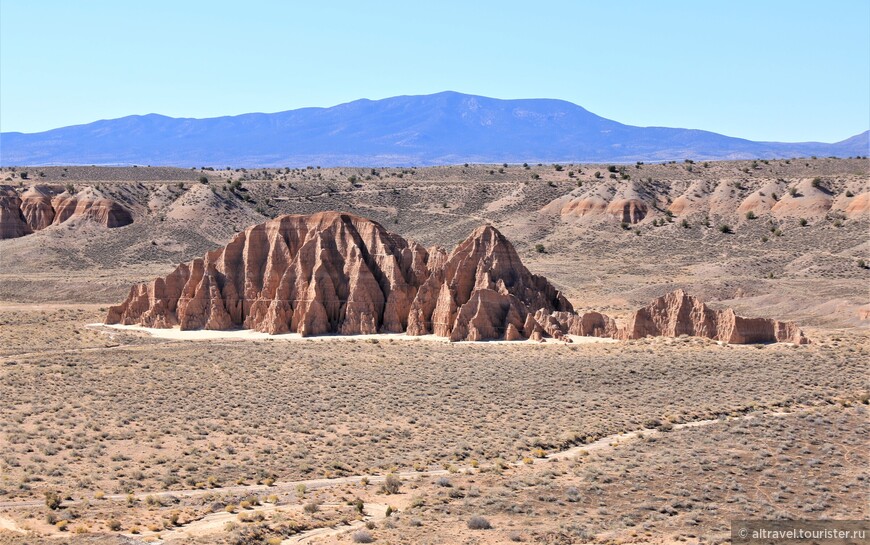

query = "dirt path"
[[0, 514, 25, 534], [281, 503, 388, 544]]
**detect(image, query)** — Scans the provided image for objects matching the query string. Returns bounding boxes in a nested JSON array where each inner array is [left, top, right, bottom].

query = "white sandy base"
[[88, 323, 617, 345]]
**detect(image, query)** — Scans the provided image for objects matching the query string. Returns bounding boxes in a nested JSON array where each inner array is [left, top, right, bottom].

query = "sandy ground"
[[88, 323, 618, 345]]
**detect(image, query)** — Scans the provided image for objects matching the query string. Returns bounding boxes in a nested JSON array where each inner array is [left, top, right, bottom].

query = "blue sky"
[[1, 0, 868, 142]]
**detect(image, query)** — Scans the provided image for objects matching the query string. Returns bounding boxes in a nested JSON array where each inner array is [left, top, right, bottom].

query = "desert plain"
[[0, 158, 868, 544]]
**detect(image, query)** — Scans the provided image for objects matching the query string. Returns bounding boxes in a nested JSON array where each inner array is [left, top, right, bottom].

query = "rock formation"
[[619, 290, 807, 344], [405, 224, 573, 341], [0, 185, 132, 239], [0, 186, 31, 239], [107, 213, 808, 344], [20, 186, 55, 230], [107, 212, 573, 341], [843, 192, 869, 219]]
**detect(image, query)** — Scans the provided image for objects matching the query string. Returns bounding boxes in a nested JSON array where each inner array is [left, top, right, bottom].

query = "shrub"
[[789, 187, 798, 197], [382, 474, 401, 494], [859, 260, 867, 269], [108, 519, 122, 531], [719, 224, 733, 234], [745, 211, 756, 220], [846, 190, 854, 198], [45, 491, 62, 510], [303, 501, 320, 513], [352, 498, 365, 514], [534, 244, 545, 253], [811, 177, 822, 188], [799, 218, 808, 226], [681, 219, 690, 229], [352, 530, 374, 543], [198, 175, 209, 184], [468, 516, 492, 530]]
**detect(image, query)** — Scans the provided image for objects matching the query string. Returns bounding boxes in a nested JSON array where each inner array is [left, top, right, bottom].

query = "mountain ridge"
[[2, 91, 867, 167]]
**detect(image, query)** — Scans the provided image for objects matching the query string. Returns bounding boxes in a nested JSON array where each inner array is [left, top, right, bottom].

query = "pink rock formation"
[[844, 192, 869, 219], [0, 186, 31, 239], [560, 196, 608, 218], [108, 213, 571, 341], [20, 186, 55, 231], [51, 192, 133, 227], [106, 214, 807, 344], [620, 290, 807, 344], [606, 198, 648, 223], [405, 224, 573, 340], [0, 185, 132, 239]]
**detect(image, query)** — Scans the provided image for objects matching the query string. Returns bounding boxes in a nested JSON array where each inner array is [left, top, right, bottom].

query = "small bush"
[[534, 243, 545, 253], [719, 224, 733, 234], [382, 474, 401, 494], [45, 491, 62, 510], [352, 530, 374, 543], [468, 516, 492, 530], [303, 501, 320, 513], [745, 211, 756, 220]]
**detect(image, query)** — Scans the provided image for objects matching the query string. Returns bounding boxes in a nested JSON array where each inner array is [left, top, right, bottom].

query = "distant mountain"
[[1, 91, 867, 167]]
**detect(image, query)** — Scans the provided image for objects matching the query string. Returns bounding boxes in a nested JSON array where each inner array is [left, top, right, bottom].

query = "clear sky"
[[1, 0, 868, 142]]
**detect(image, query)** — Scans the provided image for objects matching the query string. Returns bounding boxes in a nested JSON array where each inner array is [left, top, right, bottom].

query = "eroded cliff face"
[[0, 187, 31, 239], [618, 289, 807, 344], [107, 212, 573, 340], [0, 185, 132, 239], [106, 213, 806, 344], [405, 224, 574, 341]]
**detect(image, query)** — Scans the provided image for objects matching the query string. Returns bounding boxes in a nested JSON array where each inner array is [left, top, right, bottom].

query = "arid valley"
[[0, 158, 867, 544]]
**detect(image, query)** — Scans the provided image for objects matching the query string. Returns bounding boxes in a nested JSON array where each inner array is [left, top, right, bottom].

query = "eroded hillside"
[[0, 158, 867, 328]]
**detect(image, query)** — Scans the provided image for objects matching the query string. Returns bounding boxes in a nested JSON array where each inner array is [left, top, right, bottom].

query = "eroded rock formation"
[[619, 289, 807, 344], [107, 213, 807, 344], [0, 185, 133, 239], [0, 186, 31, 239], [107, 212, 573, 341]]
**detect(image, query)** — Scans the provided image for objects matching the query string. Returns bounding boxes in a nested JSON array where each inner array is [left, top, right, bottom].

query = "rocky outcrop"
[[0, 186, 31, 239], [51, 190, 133, 227], [107, 214, 807, 344], [108, 213, 572, 341], [844, 192, 869, 219], [0, 185, 132, 239], [406, 224, 573, 340], [606, 198, 647, 223], [20, 186, 55, 230], [620, 290, 807, 344]]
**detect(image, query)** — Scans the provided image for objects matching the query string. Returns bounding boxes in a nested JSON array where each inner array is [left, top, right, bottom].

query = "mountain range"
[[1, 91, 867, 167]]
